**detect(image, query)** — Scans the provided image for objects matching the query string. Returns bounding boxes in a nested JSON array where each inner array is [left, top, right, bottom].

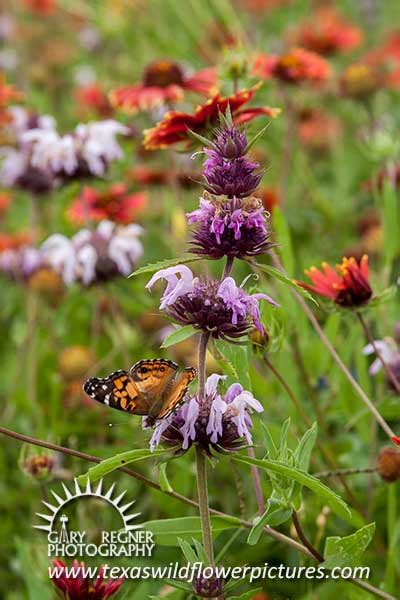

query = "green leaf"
[[233, 455, 351, 519], [272, 207, 294, 275], [159, 463, 172, 493], [250, 262, 318, 305], [144, 516, 241, 546], [187, 128, 213, 148], [177, 537, 198, 563], [161, 325, 198, 348], [323, 523, 376, 569], [294, 422, 318, 472], [227, 588, 263, 600], [130, 255, 202, 278], [247, 499, 292, 545], [214, 341, 252, 390], [77, 448, 171, 484], [382, 179, 399, 268], [260, 422, 278, 458]]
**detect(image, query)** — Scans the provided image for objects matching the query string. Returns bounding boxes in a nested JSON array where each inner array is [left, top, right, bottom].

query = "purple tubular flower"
[[200, 125, 262, 198], [203, 151, 262, 198], [146, 266, 278, 341], [147, 374, 264, 455], [212, 127, 248, 159], [187, 192, 273, 259]]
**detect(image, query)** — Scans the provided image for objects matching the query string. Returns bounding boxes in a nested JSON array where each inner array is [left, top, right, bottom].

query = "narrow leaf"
[[233, 455, 351, 519], [161, 325, 198, 348], [77, 448, 171, 484], [130, 255, 201, 278]]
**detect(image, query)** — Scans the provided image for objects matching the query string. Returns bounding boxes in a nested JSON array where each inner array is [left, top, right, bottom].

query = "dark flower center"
[[143, 60, 184, 88]]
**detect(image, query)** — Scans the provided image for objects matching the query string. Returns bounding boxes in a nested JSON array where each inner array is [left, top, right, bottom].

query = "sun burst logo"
[[34, 478, 155, 558], [34, 478, 140, 534]]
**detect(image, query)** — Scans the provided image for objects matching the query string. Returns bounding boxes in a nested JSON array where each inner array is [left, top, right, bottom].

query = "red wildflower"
[[67, 184, 147, 225], [75, 84, 113, 118], [257, 186, 280, 212], [0, 74, 22, 126], [20, 0, 55, 15], [110, 60, 217, 113], [51, 559, 124, 599], [0, 192, 11, 217], [253, 47, 330, 84], [366, 32, 400, 88], [291, 8, 362, 56], [143, 85, 280, 150], [298, 255, 372, 308], [0, 232, 31, 252], [297, 108, 341, 152], [128, 165, 198, 188]]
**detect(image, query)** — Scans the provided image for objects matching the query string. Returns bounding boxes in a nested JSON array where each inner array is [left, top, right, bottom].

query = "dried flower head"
[[377, 446, 400, 482]]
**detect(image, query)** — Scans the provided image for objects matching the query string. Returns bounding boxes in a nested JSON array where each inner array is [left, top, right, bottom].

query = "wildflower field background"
[[1, 0, 400, 599]]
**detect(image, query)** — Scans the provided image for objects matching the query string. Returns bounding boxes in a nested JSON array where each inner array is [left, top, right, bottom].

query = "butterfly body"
[[83, 358, 196, 423]]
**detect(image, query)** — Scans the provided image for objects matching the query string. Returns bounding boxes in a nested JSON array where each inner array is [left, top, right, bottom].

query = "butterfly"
[[83, 358, 197, 424]]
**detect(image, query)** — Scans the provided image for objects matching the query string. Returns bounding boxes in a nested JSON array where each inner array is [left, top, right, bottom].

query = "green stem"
[[197, 332, 210, 400], [195, 445, 214, 566]]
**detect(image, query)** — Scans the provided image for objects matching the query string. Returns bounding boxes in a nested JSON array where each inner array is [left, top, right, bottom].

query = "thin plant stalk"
[[196, 330, 214, 565], [356, 312, 400, 394], [292, 510, 324, 562]]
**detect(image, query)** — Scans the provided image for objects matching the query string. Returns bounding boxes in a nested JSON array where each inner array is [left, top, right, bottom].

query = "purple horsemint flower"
[[146, 373, 264, 455], [0, 119, 129, 194], [146, 265, 277, 341], [0, 245, 44, 281], [41, 220, 143, 286], [187, 191, 273, 259], [201, 126, 262, 198]]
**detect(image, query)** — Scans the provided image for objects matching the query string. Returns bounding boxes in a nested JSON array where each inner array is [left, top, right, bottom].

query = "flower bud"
[[249, 327, 269, 351], [20, 447, 55, 482], [377, 446, 400, 482], [193, 570, 224, 599], [58, 346, 95, 381], [28, 268, 64, 304]]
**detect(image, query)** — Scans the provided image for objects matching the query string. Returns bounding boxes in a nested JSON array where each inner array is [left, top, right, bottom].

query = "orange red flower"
[[143, 85, 280, 150], [67, 184, 147, 225], [110, 60, 217, 113], [0, 74, 22, 126], [366, 32, 400, 89], [297, 108, 341, 152], [291, 8, 362, 56], [20, 0, 55, 15], [298, 255, 372, 308], [75, 84, 113, 118], [253, 47, 331, 84]]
